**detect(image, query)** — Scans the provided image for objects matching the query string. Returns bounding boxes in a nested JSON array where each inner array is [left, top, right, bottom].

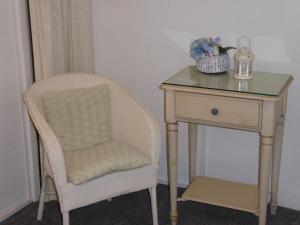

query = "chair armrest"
[[110, 84, 161, 164], [24, 95, 68, 189]]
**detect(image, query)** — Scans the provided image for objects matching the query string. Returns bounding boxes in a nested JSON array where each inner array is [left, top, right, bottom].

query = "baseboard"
[[158, 176, 188, 188], [0, 198, 32, 223]]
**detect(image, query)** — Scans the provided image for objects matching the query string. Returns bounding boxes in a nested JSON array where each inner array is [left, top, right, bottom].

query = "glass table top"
[[163, 66, 292, 96]]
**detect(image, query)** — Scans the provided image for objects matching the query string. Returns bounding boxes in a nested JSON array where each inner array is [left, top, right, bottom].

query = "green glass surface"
[[163, 66, 292, 96]]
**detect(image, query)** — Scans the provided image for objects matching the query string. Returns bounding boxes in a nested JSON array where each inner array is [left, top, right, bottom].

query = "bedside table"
[[160, 66, 293, 225]]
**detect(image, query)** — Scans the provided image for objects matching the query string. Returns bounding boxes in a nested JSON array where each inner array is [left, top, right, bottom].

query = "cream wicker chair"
[[24, 74, 161, 225]]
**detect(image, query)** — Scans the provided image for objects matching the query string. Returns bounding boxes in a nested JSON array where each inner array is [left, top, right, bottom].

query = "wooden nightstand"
[[160, 66, 293, 225]]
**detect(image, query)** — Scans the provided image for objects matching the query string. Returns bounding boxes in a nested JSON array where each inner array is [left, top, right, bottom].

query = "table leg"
[[167, 122, 178, 223], [270, 116, 285, 215], [259, 135, 273, 225], [188, 123, 198, 183], [258, 141, 262, 186]]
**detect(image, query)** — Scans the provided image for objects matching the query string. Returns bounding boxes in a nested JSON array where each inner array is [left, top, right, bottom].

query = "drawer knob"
[[211, 108, 219, 116]]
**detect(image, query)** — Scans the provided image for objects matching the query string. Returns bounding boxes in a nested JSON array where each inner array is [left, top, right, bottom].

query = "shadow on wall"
[[162, 30, 292, 64]]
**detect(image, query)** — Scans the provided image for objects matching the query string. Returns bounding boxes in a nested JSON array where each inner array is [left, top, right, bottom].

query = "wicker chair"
[[24, 74, 161, 225]]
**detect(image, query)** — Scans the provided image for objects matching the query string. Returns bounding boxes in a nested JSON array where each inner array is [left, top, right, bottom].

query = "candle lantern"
[[234, 36, 255, 80]]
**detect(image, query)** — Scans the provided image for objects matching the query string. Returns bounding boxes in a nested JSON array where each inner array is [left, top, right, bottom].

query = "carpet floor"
[[1, 184, 299, 225]]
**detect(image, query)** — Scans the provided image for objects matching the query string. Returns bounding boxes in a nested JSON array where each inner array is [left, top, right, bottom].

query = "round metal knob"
[[211, 108, 219, 116]]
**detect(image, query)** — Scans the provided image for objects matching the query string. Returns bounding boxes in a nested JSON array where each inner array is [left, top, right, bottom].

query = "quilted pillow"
[[42, 85, 112, 153], [64, 141, 151, 184]]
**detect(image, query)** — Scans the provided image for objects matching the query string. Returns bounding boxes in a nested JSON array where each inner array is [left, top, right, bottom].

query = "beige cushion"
[[42, 85, 112, 153], [64, 141, 151, 184]]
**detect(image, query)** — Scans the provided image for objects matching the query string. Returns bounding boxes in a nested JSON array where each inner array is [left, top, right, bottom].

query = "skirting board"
[[0, 198, 32, 223], [158, 176, 189, 188]]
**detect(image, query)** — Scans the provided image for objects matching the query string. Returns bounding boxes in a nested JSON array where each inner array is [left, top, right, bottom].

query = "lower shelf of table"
[[181, 176, 259, 215]]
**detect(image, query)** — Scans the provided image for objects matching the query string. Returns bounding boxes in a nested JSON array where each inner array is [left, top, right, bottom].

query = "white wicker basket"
[[196, 53, 230, 73]]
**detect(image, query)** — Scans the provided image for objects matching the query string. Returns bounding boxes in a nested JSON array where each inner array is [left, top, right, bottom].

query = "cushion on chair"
[[42, 84, 150, 185], [42, 85, 112, 153], [64, 141, 151, 184]]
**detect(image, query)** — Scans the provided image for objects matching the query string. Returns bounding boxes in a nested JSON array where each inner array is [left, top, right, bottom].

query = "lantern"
[[234, 36, 255, 80]]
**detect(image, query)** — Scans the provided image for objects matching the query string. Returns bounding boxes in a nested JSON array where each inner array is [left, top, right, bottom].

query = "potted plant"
[[190, 37, 235, 74]]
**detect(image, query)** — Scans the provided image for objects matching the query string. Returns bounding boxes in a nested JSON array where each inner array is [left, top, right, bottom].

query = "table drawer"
[[175, 92, 262, 130]]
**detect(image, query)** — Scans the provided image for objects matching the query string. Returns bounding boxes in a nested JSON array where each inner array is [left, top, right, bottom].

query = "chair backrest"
[[26, 73, 153, 142]]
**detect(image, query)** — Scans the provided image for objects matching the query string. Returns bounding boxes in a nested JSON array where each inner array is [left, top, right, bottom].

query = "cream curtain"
[[29, 0, 93, 81], [28, 0, 93, 201]]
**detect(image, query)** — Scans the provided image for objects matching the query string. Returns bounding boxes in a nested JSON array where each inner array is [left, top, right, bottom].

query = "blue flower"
[[190, 37, 233, 60], [190, 46, 204, 60], [201, 42, 214, 56]]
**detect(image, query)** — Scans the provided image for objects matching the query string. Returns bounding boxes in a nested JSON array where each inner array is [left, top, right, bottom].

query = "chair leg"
[[62, 211, 69, 225], [37, 175, 47, 220], [149, 186, 159, 225]]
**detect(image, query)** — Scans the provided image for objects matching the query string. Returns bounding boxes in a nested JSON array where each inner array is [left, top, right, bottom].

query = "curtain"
[[28, 0, 93, 201], [29, 0, 93, 81]]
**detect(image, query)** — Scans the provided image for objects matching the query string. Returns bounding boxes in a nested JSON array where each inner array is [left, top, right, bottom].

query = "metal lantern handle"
[[237, 36, 251, 49]]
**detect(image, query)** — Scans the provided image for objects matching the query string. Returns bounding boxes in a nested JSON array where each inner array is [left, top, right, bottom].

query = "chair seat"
[[64, 141, 151, 184]]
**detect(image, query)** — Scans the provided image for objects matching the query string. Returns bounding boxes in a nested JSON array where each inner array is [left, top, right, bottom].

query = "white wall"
[[92, 0, 300, 210], [0, 0, 39, 221]]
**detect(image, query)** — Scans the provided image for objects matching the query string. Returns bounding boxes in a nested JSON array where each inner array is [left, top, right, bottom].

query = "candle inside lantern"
[[233, 36, 255, 80]]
